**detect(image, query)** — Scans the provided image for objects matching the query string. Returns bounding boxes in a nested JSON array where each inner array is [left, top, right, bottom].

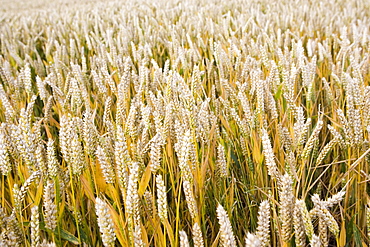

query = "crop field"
[[0, 0, 370, 246]]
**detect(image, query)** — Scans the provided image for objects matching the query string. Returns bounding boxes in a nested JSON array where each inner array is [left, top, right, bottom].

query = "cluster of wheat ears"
[[0, 0, 370, 246]]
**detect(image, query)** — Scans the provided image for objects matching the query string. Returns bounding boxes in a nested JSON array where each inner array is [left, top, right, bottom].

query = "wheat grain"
[[30, 206, 40, 247], [256, 200, 270, 247], [279, 173, 294, 242], [179, 230, 190, 247], [156, 174, 168, 223], [216, 204, 237, 247], [95, 197, 116, 247], [43, 180, 57, 231]]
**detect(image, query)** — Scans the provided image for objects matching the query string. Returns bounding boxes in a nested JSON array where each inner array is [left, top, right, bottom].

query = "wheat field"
[[0, 0, 369, 246]]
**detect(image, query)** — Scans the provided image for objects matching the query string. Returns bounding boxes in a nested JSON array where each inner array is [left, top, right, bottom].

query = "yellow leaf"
[[141, 221, 149, 246], [138, 165, 152, 197], [80, 175, 95, 202], [33, 178, 44, 206], [95, 160, 107, 193], [338, 220, 346, 247], [107, 202, 127, 247]]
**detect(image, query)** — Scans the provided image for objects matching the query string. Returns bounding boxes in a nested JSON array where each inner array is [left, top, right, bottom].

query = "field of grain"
[[0, 0, 369, 246]]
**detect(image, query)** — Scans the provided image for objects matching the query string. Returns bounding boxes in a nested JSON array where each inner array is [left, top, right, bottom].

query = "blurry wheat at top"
[[0, 0, 112, 12], [0, 0, 208, 13]]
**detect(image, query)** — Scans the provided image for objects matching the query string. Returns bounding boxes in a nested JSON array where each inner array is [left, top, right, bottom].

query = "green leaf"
[[58, 229, 80, 245], [79, 225, 90, 246], [345, 216, 354, 246], [274, 84, 283, 99], [352, 224, 362, 247], [39, 224, 80, 245]]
